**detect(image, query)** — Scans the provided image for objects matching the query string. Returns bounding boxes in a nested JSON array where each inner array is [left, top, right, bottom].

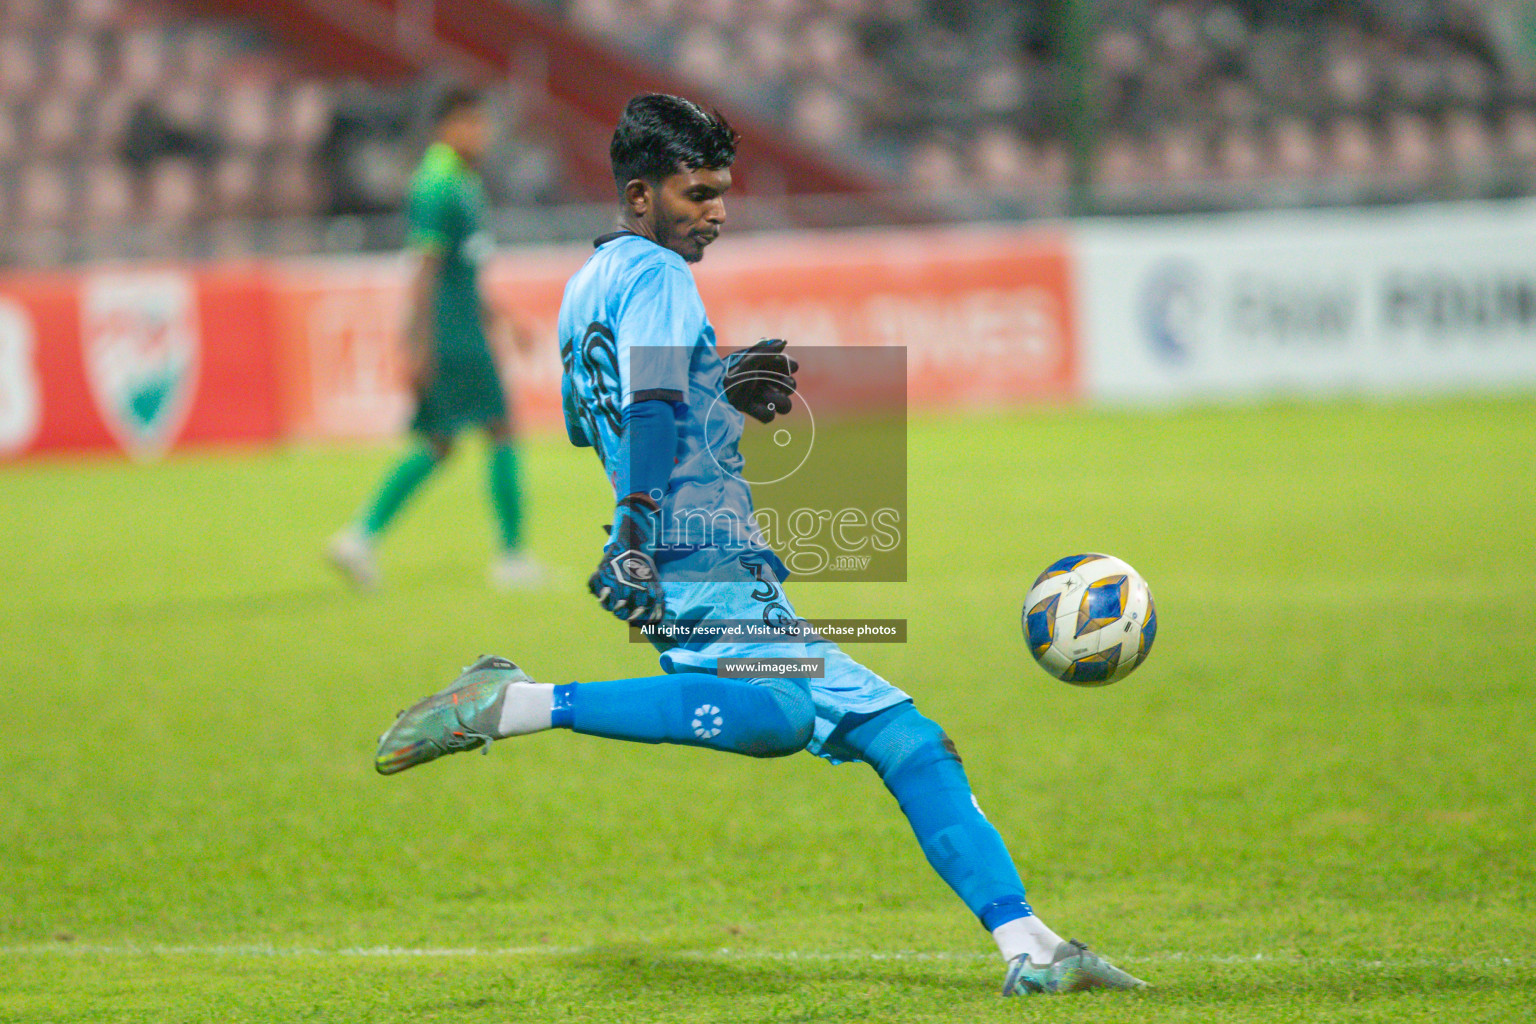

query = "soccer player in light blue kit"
[[373, 94, 1146, 997]]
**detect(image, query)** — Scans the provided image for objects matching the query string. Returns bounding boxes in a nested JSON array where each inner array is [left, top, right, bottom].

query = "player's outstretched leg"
[[375, 658, 815, 774], [832, 703, 1147, 996]]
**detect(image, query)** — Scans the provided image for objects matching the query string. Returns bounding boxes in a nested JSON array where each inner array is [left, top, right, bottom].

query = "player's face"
[[647, 166, 731, 264], [442, 107, 490, 167]]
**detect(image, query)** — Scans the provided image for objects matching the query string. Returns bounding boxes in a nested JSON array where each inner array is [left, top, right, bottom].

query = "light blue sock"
[[837, 703, 1033, 930], [553, 672, 814, 758]]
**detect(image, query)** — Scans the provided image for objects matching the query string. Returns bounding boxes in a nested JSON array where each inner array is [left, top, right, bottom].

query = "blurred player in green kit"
[[328, 86, 545, 591]]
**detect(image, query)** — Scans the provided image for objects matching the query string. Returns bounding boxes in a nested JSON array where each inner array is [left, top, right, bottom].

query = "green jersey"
[[405, 142, 507, 435], [406, 142, 494, 356]]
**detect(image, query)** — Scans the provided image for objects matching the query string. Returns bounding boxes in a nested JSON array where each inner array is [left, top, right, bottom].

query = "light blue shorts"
[[653, 549, 910, 761]]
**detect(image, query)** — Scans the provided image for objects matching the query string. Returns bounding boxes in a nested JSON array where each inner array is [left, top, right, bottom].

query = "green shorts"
[[410, 350, 508, 437]]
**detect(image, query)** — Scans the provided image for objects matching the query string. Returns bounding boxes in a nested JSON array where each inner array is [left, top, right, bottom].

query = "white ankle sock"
[[992, 915, 1065, 963], [495, 682, 555, 737]]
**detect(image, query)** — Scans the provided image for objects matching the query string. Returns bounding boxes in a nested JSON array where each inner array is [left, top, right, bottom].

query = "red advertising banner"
[[271, 225, 1078, 441], [0, 267, 281, 460], [0, 272, 92, 456], [181, 267, 282, 447], [1, 224, 1078, 457], [269, 257, 572, 440], [269, 262, 413, 442], [695, 227, 1078, 405]]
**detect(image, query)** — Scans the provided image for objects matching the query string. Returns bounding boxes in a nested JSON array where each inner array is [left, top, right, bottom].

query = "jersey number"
[[566, 321, 621, 461]]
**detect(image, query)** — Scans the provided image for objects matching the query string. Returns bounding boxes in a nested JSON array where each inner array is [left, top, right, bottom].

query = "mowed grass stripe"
[[3, 396, 1534, 1023], [1, 943, 1530, 968]]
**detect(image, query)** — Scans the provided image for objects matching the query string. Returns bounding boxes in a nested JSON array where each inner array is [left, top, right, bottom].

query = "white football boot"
[[489, 549, 547, 591], [326, 526, 380, 590]]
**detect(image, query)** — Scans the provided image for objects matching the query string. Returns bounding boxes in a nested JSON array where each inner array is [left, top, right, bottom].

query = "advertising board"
[[1075, 200, 1536, 401]]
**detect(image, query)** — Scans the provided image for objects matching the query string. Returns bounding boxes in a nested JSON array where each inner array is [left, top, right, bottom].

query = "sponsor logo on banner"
[[81, 272, 200, 459], [1225, 271, 1358, 351], [1079, 204, 1536, 399], [1138, 260, 1200, 365], [1143, 266, 1361, 359], [0, 299, 43, 456], [1380, 270, 1536, 337], [698, 229, 1078, 405]]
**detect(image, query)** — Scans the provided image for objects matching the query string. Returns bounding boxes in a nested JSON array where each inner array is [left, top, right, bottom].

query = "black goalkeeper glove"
[[589, 494, 665, 624], [722, 337, 798, 424]]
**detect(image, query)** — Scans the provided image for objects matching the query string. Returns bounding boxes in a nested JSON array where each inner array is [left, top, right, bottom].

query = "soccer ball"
[[1022, 553, 1157, 686]]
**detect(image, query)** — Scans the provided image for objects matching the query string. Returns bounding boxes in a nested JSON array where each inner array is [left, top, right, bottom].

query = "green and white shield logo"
[[82, 272, 200, 460]]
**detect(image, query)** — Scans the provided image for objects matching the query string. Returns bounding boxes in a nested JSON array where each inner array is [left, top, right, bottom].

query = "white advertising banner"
[[1075, 200, 1536, 400]]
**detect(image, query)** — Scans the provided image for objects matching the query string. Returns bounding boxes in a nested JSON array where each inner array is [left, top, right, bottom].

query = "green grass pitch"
[[3, 397, 1534, 1023]]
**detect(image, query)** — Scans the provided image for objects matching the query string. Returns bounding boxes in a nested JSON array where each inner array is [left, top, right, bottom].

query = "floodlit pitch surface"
[[3, 397, 1534, 1024]]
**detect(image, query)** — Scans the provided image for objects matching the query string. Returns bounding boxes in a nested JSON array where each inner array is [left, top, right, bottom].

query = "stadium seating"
[[3, 0, 1535, 266], [542, 0, 1536, 210], [0, 0, 556, 266]]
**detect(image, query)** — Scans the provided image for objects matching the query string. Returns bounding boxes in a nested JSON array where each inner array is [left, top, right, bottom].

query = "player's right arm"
[[585, 260, 702, 624], [401, 173, 453, 392], [401, 250, 442, 392], [587, 396, 676, 622]]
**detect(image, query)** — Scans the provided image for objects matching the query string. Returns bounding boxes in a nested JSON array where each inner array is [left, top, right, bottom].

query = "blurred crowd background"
[[5, 0, 1536, 266]]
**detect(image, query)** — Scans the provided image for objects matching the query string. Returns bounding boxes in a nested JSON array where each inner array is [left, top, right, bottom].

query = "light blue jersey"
[[558, 230, 908, 759], [559, 231, 762, 557]]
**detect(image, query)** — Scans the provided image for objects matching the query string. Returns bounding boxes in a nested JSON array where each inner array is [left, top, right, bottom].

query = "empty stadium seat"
[[18, 161, 71, 227], [81, 160, 135, 224]]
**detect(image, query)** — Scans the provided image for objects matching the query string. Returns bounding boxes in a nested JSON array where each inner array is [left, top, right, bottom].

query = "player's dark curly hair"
[[433, 84, 482, 125], [610, 94, 739, 193]]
